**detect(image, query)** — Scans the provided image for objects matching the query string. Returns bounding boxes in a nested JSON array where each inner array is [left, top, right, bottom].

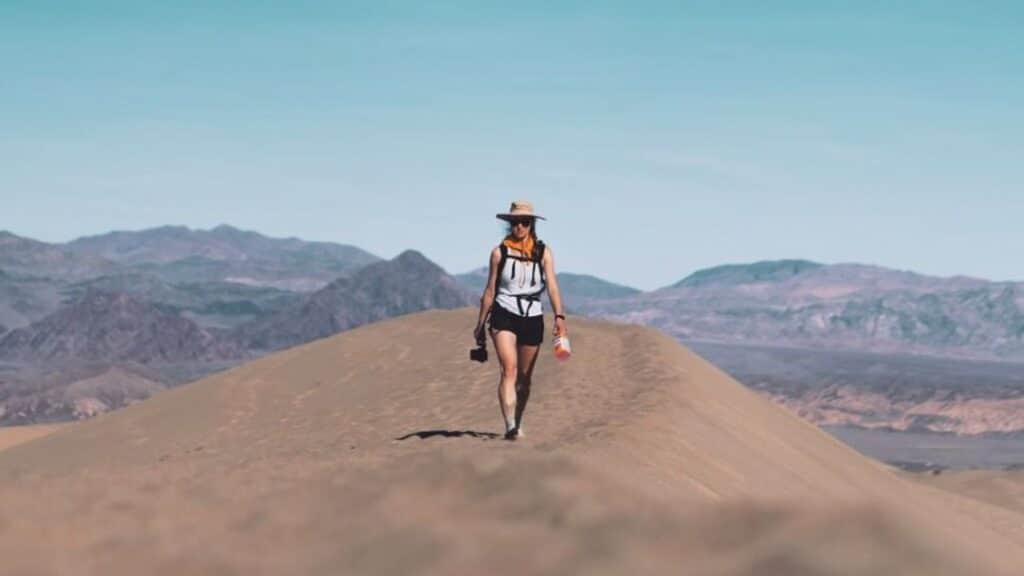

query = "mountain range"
[[0, 226, 376, 331], [573, 260, 1024, 437], [0, 227, 467, 423], [0, 231, 117, 282], [577, 259, 1024, 362], [3, 226, 1024, 436], [0, 290, 242, 364]]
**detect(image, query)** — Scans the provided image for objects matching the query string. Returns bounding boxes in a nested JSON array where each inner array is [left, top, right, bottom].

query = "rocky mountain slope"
[[235, 250, 473, 351], [0, 231, 116, 281], [0, 290, 243, 364], [0, 270, 72, 330]]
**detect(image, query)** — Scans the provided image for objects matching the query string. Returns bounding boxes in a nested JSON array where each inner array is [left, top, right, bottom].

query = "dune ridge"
[[0, 423, 65, 452], [0, 309, 1022, 575]]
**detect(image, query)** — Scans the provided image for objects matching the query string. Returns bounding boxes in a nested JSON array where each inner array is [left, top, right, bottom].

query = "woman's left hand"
[[553, 316, 567, 337]]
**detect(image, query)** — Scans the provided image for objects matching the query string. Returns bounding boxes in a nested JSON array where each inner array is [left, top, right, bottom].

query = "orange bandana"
[[503, 235, 535, 259]]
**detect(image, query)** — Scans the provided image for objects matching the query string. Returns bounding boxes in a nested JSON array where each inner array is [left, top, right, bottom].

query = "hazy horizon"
[[5, 222, 1021, 290], [4, 2, 1022, 290]]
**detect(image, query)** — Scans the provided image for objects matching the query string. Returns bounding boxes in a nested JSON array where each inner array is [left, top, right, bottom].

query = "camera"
[[470, 345, 488, 363]]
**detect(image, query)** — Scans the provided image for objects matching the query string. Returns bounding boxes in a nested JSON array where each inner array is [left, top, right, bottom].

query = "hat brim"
[[496, 213, 547, 221]]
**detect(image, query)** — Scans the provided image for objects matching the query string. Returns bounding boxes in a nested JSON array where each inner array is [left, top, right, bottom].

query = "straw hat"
[[496, 200, 547, 221]]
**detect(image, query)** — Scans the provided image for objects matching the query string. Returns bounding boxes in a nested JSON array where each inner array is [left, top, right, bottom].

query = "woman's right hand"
[[473, 324, 485, 345]]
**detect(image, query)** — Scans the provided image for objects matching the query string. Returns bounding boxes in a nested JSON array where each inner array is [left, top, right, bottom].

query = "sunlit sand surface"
[[1, 309, 1021, 575], [0, 423, 67, 452]]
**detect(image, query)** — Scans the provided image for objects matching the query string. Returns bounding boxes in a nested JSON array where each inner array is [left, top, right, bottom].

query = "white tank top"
[[495, 246, 546, 317]]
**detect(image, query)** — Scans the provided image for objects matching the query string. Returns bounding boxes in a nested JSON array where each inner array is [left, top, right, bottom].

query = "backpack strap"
[[498, 244, 510, 281], [531, 240, 546, 289]]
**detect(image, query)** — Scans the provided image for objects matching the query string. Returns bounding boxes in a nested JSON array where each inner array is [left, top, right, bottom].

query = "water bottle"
[[553, 335, 572, 361]]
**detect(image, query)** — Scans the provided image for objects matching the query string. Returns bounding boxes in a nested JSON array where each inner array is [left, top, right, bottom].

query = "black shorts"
[[489, 305, 545, 346]]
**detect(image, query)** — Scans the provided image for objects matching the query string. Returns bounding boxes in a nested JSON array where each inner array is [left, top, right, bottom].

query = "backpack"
[[497, 240, 547, 317]]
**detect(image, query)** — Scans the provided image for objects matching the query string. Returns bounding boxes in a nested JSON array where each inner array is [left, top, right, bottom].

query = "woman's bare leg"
[[515, 344, 540, 432], [491, 329, 519, 434]]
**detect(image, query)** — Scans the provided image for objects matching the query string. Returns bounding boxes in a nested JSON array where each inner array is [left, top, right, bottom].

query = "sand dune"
[[0, 423, 66, 452], [1, 309, 1022, 575], [909, 469, 1024, 516]]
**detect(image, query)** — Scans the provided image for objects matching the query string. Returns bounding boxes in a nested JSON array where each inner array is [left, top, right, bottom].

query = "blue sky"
[[2, 2, 1022, 290]]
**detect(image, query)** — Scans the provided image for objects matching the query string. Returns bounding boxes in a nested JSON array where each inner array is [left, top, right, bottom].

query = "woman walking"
[[474, 201, 568, 440]]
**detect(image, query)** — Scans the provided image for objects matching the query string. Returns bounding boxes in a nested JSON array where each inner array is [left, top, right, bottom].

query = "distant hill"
[[453, 267, 489, 295], [0, 290, 243, 364], [0, 231, 116, 281], [580, 260, 1024, 361], [557, 272, 642, 301], [67, 224, 381, 291], [0, 363, 165, 425], [673, 259, 824, 288], [234, 250, 473, 351], [669, 260, 988, 297]]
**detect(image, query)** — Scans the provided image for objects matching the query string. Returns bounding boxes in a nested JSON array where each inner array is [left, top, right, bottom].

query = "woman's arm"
[[474, 247, 502, 341], [542, 246, 568, 336]]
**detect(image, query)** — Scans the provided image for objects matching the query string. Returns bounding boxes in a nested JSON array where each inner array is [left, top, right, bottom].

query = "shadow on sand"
[[396, 429, 501, 441]]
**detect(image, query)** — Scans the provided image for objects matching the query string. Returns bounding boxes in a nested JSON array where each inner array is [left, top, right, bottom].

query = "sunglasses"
[[510, 218, 534, 227]]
